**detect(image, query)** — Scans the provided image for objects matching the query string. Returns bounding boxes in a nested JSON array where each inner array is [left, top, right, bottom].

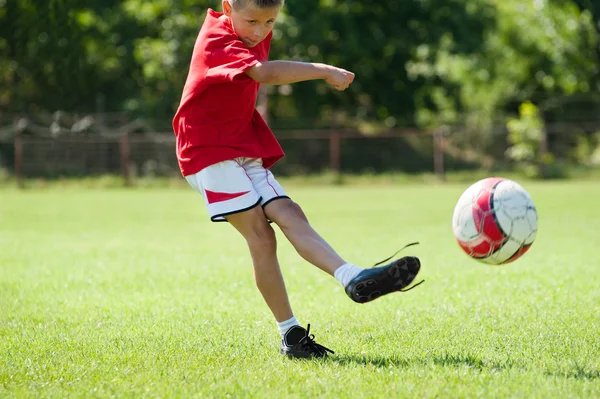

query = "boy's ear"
[[222, 0, 233, 16]]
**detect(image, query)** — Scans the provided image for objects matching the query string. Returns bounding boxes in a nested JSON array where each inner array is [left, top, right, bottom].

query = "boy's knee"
[[276, 200, 309, 229]]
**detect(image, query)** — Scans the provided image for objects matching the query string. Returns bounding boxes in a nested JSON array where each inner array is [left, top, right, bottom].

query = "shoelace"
[[298, 324, 335, 356], [373, 241, 425, 292]]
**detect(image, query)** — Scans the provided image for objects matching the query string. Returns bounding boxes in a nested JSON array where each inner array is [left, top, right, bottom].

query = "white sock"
[[277, 316, 300, 337], [334, 263, 364, 287]]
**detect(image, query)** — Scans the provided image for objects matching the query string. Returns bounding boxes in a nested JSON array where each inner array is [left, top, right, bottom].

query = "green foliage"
[[571, 130, 600, 166], [119, 0, 214, 119], [506, 102, 544, 162], [410, 0, 598, 129], [506, 102, 557, 178], [0, 0, 598, 133], [274, 0, 496, 128]]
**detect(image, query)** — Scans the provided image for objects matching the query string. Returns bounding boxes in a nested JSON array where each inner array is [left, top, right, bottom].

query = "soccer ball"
[[452, 177, 538, 265]]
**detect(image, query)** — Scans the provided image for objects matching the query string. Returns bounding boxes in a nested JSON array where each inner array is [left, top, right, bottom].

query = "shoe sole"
[[349, 256, 421, 303], [280, 351, 327, 359]]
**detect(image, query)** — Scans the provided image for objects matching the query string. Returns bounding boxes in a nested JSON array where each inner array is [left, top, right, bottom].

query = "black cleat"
[[345, 246, 423, 304], [280, 324, 334, 359]]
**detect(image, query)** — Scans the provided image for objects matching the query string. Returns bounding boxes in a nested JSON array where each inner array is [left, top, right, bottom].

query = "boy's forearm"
[[247, 61, 330, 85]]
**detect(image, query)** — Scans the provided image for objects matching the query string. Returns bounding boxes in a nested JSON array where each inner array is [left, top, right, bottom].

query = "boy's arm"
[[246, 61, 354, 91]]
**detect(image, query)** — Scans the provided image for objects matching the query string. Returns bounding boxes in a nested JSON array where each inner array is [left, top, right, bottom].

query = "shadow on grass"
[[328, 352, 516, 372], [327, 353, 600, 381], [545, 366, 600, 381]]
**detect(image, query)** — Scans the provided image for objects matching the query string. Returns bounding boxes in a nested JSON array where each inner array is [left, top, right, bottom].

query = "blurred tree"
[[269, 0, 495, 129], [408, 0, 598, 127], [119, 0, 213, 126], [1, 0, 598, 134], [506, 101, 550, 178], [0, 0, 147, 113], [571, 0, 600, 85]]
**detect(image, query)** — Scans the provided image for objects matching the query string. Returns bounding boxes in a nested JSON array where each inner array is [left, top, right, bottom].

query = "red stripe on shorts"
[[265, 170, 279, 195], [205, 189, 250, 204]]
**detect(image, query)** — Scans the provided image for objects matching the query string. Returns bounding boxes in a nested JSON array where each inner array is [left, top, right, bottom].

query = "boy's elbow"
[[246, 62, 273, 84]]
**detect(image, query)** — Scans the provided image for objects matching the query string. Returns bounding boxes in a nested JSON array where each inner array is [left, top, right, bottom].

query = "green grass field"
[[1, 180, 599, 398]]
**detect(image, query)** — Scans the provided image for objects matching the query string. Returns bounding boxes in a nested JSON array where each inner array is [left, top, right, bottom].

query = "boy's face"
[[222, 0, 280, 48]]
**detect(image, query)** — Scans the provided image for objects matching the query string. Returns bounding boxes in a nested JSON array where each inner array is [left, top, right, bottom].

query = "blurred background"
[[1, 0, 600, 185]]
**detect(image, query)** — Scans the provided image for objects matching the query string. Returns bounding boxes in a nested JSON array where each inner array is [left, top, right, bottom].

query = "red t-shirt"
[[172, 9, 284, 176]]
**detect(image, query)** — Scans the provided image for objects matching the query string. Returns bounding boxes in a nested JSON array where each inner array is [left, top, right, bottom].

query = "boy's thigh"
[[185, 159, 261, 222], [238, 158, 289, 207], [225, 204, 273, 240]]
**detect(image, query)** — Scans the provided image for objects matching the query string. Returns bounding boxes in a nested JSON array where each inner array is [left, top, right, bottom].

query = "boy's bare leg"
[[226, 206, 293, 322], [263, 199, 346, 276], [264, 198, 422, 304]]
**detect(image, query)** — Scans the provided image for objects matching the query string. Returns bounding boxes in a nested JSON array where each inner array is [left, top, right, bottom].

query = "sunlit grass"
[[1, 181, 599, 398]]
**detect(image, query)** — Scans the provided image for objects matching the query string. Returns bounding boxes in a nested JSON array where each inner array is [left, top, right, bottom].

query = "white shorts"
[[185, 157, 289, 222]]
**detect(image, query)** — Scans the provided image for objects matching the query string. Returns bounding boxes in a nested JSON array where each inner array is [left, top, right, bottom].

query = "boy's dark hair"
[[231, 0, 284, 10]]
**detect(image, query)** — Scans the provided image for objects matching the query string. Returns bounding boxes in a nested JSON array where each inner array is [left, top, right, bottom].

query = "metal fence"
[[1, 114, 599, 186]]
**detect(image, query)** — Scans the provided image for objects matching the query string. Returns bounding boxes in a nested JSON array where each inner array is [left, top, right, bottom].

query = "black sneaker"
[[280, 324, 334, 359], [345, 244, 424, 304]]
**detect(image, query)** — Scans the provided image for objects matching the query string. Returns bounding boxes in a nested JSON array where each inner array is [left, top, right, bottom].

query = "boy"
[[173, 0, 422, 359]]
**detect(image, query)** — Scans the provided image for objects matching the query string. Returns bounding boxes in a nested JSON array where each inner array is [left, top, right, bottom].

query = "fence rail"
[[1, 116, 599, 186]]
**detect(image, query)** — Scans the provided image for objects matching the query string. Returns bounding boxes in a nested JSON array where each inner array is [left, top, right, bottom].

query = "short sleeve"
[[206, 37, 260, 82]]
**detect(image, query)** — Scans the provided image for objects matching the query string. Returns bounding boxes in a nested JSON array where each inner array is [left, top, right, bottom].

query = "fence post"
[[329, 130, 341, 175], [433, 127, 446, 182], [14, 119, 24, 188], [119, 134, 132, 186], [539, 127, 548, 178]]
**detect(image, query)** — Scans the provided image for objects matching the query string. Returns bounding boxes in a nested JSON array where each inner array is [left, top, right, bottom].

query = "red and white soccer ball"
[[452, 177, 538, 265]]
